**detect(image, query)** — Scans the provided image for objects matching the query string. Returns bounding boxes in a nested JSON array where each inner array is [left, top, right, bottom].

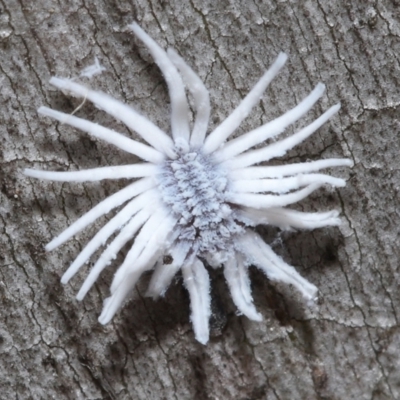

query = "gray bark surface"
[[1, 1, 399, 399]]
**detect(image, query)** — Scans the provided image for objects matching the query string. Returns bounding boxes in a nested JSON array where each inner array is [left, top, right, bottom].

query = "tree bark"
[[1, 1, 399, 399]]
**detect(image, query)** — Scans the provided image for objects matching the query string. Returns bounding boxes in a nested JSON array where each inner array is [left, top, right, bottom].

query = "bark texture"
[[1, 1, 399, 399]]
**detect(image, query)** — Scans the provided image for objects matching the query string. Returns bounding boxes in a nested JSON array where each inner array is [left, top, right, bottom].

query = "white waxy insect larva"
[[25, 23, 352, 344]]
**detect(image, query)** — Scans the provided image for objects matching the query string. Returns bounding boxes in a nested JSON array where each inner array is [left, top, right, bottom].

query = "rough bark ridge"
[[1, 1, 399, 399]]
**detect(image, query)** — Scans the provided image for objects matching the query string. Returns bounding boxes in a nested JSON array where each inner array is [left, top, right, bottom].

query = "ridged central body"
[[158, 145, 243, 261]]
